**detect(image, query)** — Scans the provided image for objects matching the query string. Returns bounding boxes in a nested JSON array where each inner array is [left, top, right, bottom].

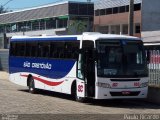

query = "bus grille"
[[110, 79, 140, 82], [110, 91, 140, 96]]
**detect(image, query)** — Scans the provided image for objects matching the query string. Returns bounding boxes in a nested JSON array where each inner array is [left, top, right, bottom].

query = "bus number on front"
[[134, 82, 140, 87]]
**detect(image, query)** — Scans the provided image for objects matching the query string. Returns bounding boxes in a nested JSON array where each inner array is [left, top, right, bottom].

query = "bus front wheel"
[[72, 82, 85, 102], [75, 95, 85, 103], [29, 77, 36, 94]]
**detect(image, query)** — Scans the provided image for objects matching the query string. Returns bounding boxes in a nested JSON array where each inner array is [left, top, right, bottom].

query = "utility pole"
[[128, 0, 134, 36]]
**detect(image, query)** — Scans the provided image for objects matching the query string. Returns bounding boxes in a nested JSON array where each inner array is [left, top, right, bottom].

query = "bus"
[[9, 32, 148, 102]]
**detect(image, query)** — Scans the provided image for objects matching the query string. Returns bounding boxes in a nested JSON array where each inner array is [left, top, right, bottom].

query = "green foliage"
[[68, 20, 87, 35]]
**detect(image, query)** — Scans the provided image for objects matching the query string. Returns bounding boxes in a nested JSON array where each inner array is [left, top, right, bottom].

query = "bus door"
[[77, 41, 95, 98]]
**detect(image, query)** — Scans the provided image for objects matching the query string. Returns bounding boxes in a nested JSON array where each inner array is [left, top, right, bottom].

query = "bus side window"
[[10, 42, 16, 56], [65, 41, 80, 59], [50, 41, 80, 59], [38, 42, 50, 58], [57, 42, 65, 59], [26, 42, 37, 57], [50, 43, 55, 58], [72, 47, 79, 59], [12, 42, 26, 57]]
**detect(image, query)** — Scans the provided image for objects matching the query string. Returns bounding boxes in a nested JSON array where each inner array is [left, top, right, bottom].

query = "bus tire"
[[75, 95, 85, 103], [29, 77, 36, 94]]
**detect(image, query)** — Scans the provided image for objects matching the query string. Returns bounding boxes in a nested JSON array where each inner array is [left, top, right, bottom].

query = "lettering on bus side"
[[23, 61, 52, 70]]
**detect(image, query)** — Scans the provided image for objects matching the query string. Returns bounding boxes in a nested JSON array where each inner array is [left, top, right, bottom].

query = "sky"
[[0, 0, 95, 11]]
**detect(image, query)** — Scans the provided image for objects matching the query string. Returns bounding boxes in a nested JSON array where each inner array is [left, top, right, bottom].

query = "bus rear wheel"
[[28, 77, 36, 94]]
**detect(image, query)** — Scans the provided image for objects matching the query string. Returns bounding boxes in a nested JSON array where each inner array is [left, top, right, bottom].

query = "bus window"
[[10, 42, 26, 57], [38, 42, 50, 58], [10, 42, 16, 56], [50, 42, 57, 58], [26, 42, 37, 57], [17, 42, 26, 57], [50, 42, 65, 59], [64, 41, 80, 59], [50, 41, 80, 59]]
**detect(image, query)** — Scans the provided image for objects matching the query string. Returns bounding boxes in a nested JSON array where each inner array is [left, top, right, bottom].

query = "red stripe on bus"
[[21, 74, 64, 86]]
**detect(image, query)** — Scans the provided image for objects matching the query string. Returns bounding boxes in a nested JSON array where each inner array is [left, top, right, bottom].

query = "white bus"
[[9, 32, 148, 102]]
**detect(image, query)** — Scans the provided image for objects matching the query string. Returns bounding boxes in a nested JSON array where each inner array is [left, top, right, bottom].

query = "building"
[[94, 0, 160, 43], [94, 0, 142, 37], [141, 0, 160, 43], [0, 1, 94, 49]]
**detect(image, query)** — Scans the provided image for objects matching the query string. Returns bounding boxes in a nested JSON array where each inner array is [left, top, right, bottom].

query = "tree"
[[0, 5, 8, 14]]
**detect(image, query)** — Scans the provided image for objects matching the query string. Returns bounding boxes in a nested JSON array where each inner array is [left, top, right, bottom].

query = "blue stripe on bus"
[[9, 57, 76, 79], [11, 37, 77, 42]]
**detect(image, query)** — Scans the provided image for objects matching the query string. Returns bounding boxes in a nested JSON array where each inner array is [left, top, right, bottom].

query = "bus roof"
[[10, 32, 141, 42]]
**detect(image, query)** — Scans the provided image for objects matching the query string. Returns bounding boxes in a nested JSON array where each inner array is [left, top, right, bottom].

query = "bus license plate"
[[122, 91, 130, 95]]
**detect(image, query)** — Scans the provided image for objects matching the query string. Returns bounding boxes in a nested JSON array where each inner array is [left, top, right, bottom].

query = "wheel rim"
[[30, 87, 33, 91], [29, 78, 35, 93]]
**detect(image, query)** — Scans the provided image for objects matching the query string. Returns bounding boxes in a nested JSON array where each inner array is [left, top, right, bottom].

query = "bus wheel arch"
[[71, 80, 76, 96]]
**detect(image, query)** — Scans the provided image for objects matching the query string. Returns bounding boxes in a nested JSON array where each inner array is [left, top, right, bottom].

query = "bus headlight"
[[140, 82, 148, 88], [96, 82, 111, 88]]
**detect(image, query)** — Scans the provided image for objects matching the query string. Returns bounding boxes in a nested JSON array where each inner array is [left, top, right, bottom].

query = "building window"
[[69, 3, 94, 16], [11, 24, 17, 32], [79, 4, 88, 15], [58, 19, 68, 28], [18, 21, 31, 32], [126, 5, 129, 12], [5, 24, 11, 33], [32, 21, 40, 31], [17, 22, 24, 32], [111, 25, 120, 34], [106, 8, 112, 15], [100, 9, 105, 15], [46, 18, 56, 29], [69, 3, 79, 15], [135, 24, 141, 33], [39, 20, 45, 30], [0, 25, 4, 33], [113, 7, 118, 14], [25, 22, 32, 31], [134, 3, 141, 11], [99, 26, 109, 34], [119, 6, 126, 13], [88, 4, 94, 15], [122, 24, 128, 34], [95, 10, 100, 16]]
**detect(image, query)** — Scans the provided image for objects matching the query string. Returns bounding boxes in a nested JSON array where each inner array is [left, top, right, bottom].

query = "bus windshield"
[[96, 39, 148, 78]]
